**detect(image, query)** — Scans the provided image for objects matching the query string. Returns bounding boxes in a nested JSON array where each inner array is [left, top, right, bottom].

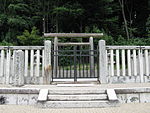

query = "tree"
[[17, 27, 43, 45], [0, 0, 149, 45], [118, 0, 130, 39]]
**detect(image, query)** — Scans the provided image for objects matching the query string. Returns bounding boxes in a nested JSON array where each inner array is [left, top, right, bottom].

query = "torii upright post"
[[89, 37, 94, 77], [53, 37, 58, 79]]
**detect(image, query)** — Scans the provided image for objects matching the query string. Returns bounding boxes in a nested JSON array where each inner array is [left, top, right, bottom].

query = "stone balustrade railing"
[[0, 40, 150, 85], [0, 41, 51, 86], [99, 40, 150, 83]]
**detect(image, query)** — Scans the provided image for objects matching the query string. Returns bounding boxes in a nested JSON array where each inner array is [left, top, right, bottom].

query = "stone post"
[[12, 50, 25, 86], [5, 49, 11, 85], [139, 49, 144, 83], [99, 40, 107, 83], [44, 40, 52, 84]]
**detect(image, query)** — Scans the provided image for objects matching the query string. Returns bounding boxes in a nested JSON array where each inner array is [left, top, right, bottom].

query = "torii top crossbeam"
[[44, 33, 103, 38]]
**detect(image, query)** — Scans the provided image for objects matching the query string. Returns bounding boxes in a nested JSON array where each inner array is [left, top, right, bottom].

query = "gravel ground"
[[0, 103, 150, 113]]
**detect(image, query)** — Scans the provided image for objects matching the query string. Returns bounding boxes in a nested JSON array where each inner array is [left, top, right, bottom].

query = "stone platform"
[[0, 83, 150, 107]]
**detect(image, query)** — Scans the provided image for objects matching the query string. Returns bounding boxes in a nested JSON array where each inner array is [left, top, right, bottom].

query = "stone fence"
[[99, 40, 150, 84], [0, 41, 51, 86], [0, 40, 150, 86]]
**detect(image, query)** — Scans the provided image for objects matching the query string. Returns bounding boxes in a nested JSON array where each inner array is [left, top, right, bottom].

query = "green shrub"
[[17, 27, 43, 46]]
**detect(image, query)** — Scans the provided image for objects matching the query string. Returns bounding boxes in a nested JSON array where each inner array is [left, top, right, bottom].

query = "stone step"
[[48, 89, 106, 95], [56, 84, 96, 87], [48, 94, 108, 101], [37, 100, 120, 108]]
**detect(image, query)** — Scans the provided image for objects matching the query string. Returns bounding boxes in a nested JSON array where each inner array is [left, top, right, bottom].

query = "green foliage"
[[127, 38, 146, 46], [52, 7, 69, 15], [0, 40, 13, 46], [146, 15, 150, 37], [52, 2, 84, 16], [87, 26, 114, 45], [102, 34, 114, 45], [0, 14, 7, 26], [0, 0, 149, 45], [17, 27, 43, 45], [115, 35, 127, 45], [114, 35, 148, 46], [8, 3, 29, 14], [8, 16, 28, 28]]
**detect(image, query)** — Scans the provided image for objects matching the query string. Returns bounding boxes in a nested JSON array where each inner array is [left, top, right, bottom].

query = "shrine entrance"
[[46, 33, 103, 82]]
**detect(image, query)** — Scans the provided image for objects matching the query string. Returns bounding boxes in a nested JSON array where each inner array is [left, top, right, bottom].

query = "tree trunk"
[[56, 14, 59, 33], [43, 17, 46, 33], [119, 0, 130, 40]]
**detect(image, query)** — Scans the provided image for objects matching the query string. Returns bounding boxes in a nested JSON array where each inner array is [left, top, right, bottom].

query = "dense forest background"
[[0, 0, 150, 46]]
